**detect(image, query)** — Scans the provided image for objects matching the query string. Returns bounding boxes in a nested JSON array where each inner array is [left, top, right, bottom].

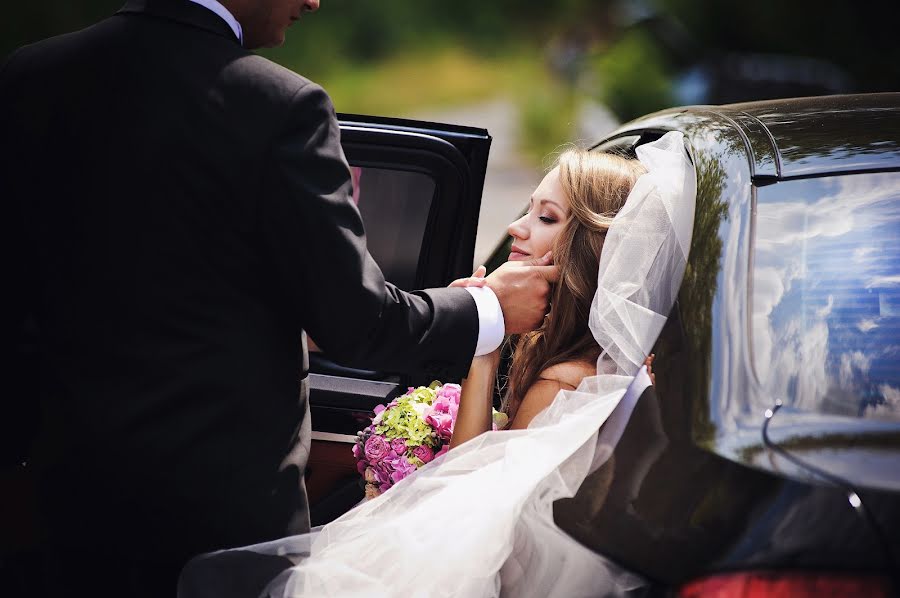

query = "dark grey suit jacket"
[[0, 0, 478, 561]]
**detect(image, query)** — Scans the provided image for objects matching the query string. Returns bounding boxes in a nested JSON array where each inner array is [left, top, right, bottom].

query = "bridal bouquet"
[[353, 381, 508, 499]]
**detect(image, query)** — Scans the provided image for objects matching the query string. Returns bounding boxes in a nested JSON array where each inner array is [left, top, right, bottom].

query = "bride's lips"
[[509, 245, 530, 261]]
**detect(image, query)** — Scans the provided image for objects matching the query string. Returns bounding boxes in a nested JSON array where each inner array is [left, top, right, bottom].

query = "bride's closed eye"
[[538, 215, 558, 224]]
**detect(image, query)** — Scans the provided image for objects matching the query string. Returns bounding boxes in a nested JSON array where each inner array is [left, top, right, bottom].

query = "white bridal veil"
[[179, 131, 696, 598]]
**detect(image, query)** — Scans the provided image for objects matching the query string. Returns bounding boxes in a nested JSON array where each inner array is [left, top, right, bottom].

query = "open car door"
[[306, 114, 491, 524]]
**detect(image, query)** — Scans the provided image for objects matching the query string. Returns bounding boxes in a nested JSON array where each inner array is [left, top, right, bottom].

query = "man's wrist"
[[464, 286, 505, 356]]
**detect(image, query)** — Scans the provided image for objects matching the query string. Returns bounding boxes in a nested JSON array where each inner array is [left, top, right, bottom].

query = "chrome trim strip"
[[311, 431, 358, 444]]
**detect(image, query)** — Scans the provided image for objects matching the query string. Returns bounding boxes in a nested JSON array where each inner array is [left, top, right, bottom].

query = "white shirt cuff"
[[464, 286, 505, 356]]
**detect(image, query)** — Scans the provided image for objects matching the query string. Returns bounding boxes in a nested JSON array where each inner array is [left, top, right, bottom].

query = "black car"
[[549, 94, 900, 596], [310, 94, 900, 595], [5, 95, 899, 596]]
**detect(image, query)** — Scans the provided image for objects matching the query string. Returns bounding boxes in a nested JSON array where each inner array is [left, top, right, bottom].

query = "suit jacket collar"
[[116, 0, 241, 45]]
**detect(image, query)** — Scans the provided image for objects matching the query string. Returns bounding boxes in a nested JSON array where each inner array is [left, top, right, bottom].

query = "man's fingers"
[[524, 251, 553, 267], [532, 265, 559, 284], [450, 276, 487, 288], [473, 265, 487, 278]]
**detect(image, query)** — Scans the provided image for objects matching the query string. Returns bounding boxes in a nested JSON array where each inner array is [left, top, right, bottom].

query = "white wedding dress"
[[178, 131, 696, 598]]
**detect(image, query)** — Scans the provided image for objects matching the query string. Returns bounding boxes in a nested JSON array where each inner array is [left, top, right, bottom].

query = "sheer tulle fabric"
[[178, 131, 696, 598]]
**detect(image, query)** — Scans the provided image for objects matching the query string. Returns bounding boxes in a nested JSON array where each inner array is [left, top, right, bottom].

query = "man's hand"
[[449, 265, 487, 289], [485, 252, 558, 335]]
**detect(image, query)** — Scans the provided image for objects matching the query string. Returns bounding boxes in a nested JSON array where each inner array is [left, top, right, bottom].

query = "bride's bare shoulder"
[[537, 360, 596, 391], [507, 360, 597, 430]]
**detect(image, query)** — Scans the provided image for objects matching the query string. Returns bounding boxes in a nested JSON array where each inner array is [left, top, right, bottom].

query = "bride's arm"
[[449, 351, 500, 449]]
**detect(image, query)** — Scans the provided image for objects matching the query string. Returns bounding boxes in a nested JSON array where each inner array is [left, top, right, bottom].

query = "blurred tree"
[[4, 0, 895, 126], [2, 1, 616, 73], [1, 1, 120, 60], [591, 28, 675, 122]]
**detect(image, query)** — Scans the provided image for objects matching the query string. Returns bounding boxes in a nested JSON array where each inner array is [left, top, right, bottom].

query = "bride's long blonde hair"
[[504, 149, 646, 421]]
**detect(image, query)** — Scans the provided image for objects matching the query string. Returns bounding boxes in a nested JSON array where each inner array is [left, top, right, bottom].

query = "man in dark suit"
[[0, 0, 555, 595]]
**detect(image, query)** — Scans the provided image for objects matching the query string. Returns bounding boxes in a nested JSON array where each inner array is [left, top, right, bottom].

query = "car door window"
[[308, 117, 489, 396], [354, 166, 435, 290], [307, 120, 488, 382], [308, 165, 436, 381]]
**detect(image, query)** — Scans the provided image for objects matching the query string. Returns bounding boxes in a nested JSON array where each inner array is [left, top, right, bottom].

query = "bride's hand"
[[449, 265, 487, 288], [644, 354, 656, 387]]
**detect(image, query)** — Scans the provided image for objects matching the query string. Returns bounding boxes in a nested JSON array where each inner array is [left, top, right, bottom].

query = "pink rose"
[[390, 438, 407, 454], [364, 435, 390, 462], [434, 444, 450, 460], [426, 411, 454, 440], [438, 383, 461, 405], [373, 404, 386, 415], [411, 444, 434, 464], [356, 460, 367, 475]]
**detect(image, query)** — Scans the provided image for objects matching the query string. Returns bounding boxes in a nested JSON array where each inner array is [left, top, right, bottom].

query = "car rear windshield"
[[751, 171, 900, 421]]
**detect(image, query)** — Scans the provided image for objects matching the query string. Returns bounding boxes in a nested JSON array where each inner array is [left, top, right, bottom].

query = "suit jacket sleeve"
[[258, 81, 479, 379]]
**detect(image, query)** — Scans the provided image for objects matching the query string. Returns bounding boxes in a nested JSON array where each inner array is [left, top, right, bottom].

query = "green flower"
[[374, 384, 444, 447]]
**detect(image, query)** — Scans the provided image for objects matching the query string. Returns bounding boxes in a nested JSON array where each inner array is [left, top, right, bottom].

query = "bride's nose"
[[507, 213, 529, 239]]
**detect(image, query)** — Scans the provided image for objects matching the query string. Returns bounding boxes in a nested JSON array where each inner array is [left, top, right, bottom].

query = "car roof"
[[620, 93, 900, 180], [715, 93, 900, 178]]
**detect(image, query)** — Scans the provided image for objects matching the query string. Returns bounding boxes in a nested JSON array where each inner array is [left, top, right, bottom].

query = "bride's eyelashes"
[[522, 210, 557, 225]]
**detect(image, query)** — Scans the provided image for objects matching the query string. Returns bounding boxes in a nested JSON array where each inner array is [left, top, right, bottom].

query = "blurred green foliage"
[[591, 29, 675, 123], [518, 77, 579, 165], [1, 1, 121, 59], [6, 0, 896, 98], [2, 0, 590, 65], [3, 0, 896, 164]]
